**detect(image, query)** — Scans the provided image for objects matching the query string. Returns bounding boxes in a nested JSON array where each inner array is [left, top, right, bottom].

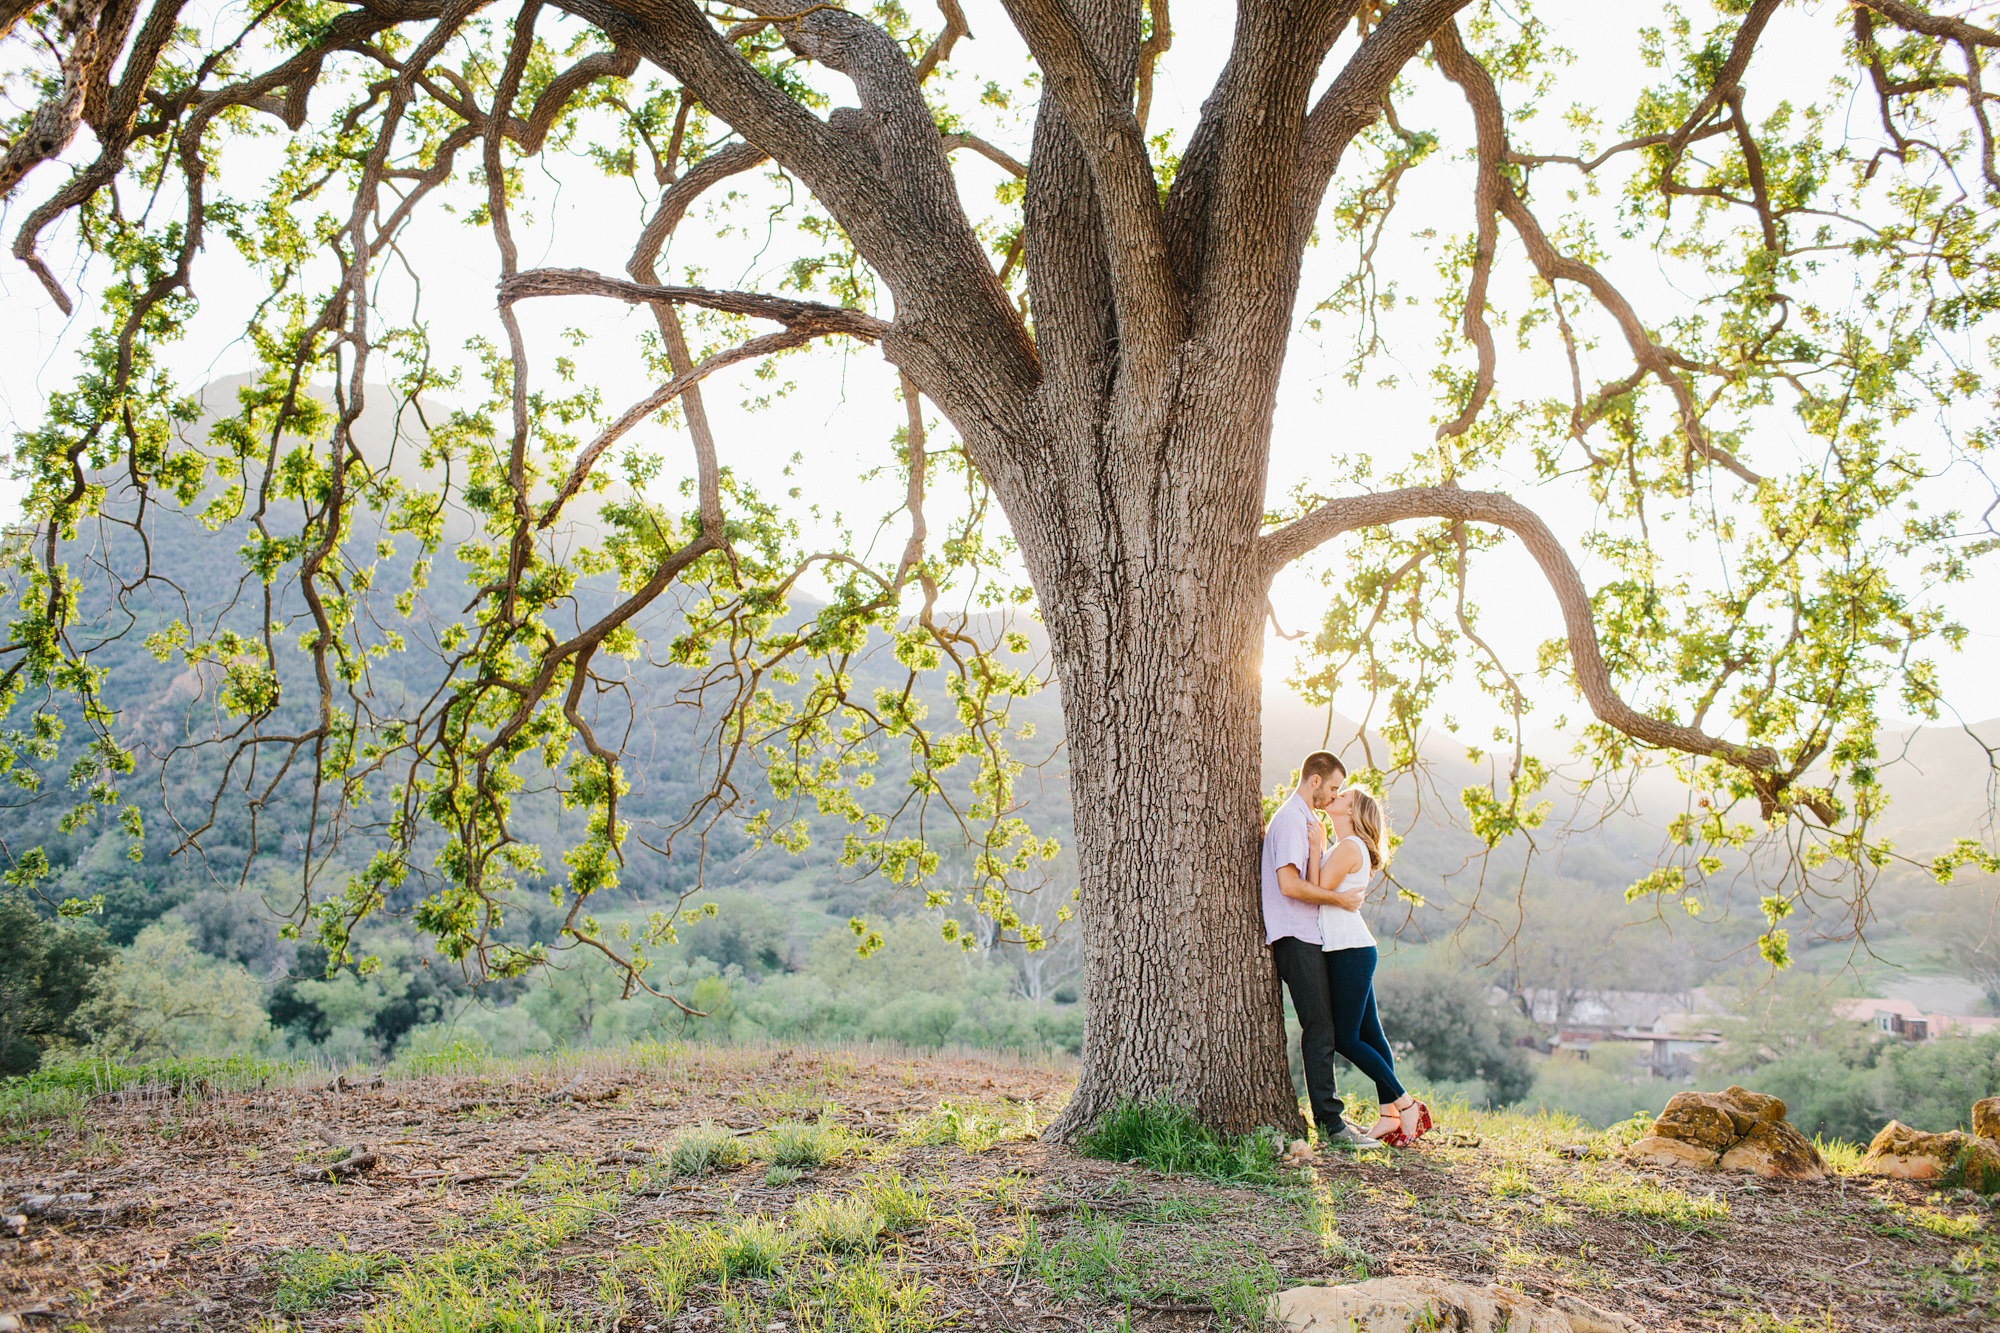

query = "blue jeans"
[[1325, 945, 1404, 1104]]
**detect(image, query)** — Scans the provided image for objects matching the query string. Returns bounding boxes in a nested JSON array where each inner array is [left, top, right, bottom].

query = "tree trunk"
[[1003, 382, 1302, 1142]]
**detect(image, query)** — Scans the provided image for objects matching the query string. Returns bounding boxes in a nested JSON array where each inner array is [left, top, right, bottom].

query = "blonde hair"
[[1347, 788, 1388, 871]]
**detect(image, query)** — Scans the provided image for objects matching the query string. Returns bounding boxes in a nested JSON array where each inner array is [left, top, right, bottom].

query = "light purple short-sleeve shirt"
[[1261, 794, 1321, 946]]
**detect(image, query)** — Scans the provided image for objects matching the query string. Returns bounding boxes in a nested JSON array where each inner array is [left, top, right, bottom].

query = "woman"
[[1308, 787, 1430, 1146]]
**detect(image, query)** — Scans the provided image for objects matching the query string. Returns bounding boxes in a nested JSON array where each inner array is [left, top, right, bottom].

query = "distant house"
[[1489, 986, 1723, 1031], [1546, 1016, 1723, 1079], [1832, 998, 2000, 1042]]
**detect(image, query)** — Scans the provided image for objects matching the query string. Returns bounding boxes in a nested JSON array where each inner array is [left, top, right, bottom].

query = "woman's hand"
[[1307, 815, 1326, 851]]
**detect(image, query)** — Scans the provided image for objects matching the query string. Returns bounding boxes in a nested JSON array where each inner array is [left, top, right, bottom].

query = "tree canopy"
[[3, 0, 1999, 1125]]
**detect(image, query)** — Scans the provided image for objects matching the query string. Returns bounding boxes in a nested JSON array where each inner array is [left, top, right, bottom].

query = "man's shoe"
[[1319, 1121, 1371, 1150]]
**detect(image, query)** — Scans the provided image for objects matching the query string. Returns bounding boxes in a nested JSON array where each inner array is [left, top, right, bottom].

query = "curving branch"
[[1854, 0, 2000, 49], [499, 267, 888, 524], [1258, 484, 1825, 823], [551, 0, 1036, 439], [942, 131, 1026, 178], [1650, 0, 1781, 194], [911, 0, 970, 83], [1433, 18, 1763, 486], [1294, 0, 1469, 231], [540, 324, 843, 527]]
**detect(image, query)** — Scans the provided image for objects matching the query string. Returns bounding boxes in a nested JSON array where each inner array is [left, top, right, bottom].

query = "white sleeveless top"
[[1319, 835, 1377, 951]]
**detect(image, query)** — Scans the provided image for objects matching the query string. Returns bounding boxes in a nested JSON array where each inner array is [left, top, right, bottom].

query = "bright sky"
[[1, 0, 1994, 747]]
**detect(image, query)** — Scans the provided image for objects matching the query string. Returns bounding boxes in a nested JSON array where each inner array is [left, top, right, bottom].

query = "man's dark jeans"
[[1272, 935, 1346, 1134]]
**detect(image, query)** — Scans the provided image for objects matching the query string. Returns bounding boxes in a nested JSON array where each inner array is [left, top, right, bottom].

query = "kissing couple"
[[1260, 750, 1431, 1149]]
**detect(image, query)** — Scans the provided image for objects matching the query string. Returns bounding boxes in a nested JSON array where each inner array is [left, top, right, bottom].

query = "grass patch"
[[1883, 1200, 1989, 1241], [904, 1098, 1014, 1151], [764, 1164, 804, 1187], [1, 1053, 295, 1129], [1556, 1172, 1729, 1228], [1028, 1213, 1277, 1325], [856, 1169, 933, 1232], [664, 1121, 748, 1176], [393, 1035, 493, 1078], [811, 1251, 938, 1331], [361, 1270, 574, 1332], [798, 1192, 885, 1252], [1814, 1135, 1865, 1175], [765, 1119, 854, 1168], [513, 1154, 601, 1194], [271, 1244, 390, 1312], [717, 1217, 790, 1277], [1078, 1095, 1285, 1185]]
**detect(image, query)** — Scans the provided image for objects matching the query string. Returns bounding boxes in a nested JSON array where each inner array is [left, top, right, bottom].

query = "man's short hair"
[[1299, 751, 1345, 788]]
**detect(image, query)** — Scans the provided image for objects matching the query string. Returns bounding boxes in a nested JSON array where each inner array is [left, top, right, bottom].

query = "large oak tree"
[[3, 0, 1997, 1135]]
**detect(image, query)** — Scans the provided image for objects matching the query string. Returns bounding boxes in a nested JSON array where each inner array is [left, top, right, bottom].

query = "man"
[[1261, 750, 1371, 1148]]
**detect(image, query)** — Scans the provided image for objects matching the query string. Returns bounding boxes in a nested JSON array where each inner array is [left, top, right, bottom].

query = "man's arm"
[[1275, 862, 1365, 909]]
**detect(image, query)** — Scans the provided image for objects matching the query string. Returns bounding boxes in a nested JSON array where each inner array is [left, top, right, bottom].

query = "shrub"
[[1372, 965, 1533, 1105], [0, 891, 116, 1076], [905, 1098, 1008, 1150]]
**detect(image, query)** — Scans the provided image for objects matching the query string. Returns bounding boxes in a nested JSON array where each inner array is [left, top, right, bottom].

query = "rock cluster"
[[1623, 1085, 1824, 1179], [1860, 1096, 2000, 1192], [1270, 1278, 1642, 1333]]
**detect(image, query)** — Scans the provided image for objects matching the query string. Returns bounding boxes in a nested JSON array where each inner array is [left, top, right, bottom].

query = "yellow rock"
[[1651, 1092, 1746, 1151], [1626, 1086, 1817, 1179], [1625, 1134, 1719, 1171], [1269, 1278, 1641, 1333], [1722, 1086, 1787, 1123], [1973, 1096, 2000, 1144], [1716, 1119, 1825, 1180], [1860, 1121, 1964, 1180]]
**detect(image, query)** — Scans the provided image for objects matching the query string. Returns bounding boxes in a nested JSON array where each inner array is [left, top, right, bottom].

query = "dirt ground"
[[1, 1044, 1993, 1331]]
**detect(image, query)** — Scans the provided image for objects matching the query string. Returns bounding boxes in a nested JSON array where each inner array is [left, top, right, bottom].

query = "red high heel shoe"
[[1374, 1098, 1432, 1147]]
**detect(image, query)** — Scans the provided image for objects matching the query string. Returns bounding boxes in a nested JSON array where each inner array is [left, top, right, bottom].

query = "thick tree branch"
[[1294, 0, 1470, 230], [911, 0, 970, 83], [0, 8, 101, 200], [500, 267, 890, 338], [1258, 485, 1820, 821], [1854, 0, 2000, 49], [0, 0, 36, 40], [551, 0, 1036, 439], [999, 0, 1185, 361]]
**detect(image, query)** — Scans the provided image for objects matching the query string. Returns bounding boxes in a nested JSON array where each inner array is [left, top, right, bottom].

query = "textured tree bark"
[[1034, 534, 1301, 1138], [997, 348, 1302, 1138]]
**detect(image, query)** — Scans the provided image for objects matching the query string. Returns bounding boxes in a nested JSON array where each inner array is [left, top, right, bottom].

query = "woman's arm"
[[1312, 837, 1369, 912], [1312, 837, 1364, 889]]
